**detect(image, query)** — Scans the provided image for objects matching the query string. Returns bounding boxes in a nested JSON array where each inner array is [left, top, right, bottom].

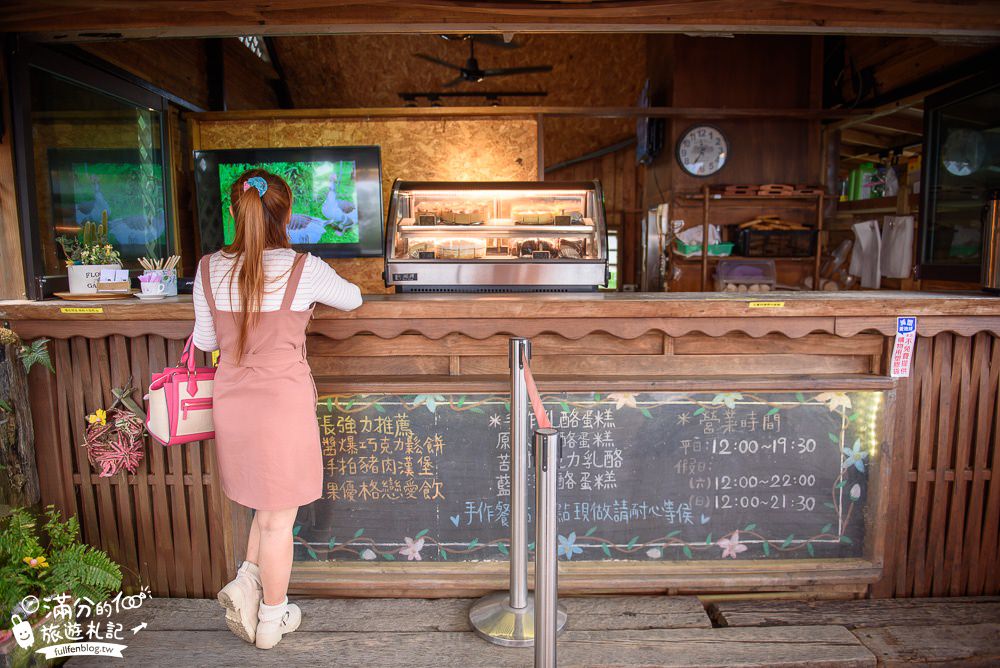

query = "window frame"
[[9, 41, 178, 298]]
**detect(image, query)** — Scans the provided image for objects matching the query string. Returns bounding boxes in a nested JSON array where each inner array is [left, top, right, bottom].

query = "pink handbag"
[[145, 333, 215, 445]]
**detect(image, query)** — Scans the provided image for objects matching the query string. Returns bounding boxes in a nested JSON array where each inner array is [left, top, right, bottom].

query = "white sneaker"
[[255, 598, 301, 650], [217, 561, 262, 643]]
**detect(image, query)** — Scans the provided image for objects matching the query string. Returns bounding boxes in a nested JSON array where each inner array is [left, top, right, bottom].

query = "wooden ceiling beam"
[[185, 105, 870, 122], [840, 128, 899, 149], [858, 114, 924, 136], [4, 1, 1000, 40]]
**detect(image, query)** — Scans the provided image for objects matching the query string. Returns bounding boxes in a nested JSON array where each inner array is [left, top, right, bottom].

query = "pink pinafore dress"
[[199, 251, 322, 511]]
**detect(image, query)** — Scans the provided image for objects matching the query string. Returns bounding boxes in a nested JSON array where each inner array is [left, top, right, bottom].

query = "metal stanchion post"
[[469, 338, 534, 646], [533, 427, 562, 668]]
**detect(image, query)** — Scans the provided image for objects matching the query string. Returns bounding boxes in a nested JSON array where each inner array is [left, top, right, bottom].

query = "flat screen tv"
[[193, 146, 383, 257]]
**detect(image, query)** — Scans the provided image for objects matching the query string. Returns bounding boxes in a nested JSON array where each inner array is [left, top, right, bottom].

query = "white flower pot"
[[67, 264, 121, 294]]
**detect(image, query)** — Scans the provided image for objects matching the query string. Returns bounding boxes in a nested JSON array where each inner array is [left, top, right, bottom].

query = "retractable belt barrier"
[[468, 338, 567, 664]]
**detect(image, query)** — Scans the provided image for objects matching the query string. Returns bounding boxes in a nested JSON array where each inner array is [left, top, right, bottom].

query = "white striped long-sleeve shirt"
[[192, 248, 363, 352]]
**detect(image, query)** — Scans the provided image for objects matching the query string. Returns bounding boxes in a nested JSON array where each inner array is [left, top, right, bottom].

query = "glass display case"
[[385, 181, 609, 291]]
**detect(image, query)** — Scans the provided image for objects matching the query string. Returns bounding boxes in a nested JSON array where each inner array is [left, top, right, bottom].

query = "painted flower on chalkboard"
[[842, 438, 867, 473], [646, 547, 663, 559], [360, 549, 377, 560], [412, 394, 447, 413], [557, 532, 584, 560], [607, 392, 638, 410], [717, 530, 748, 559], [710, 393, 743, 409], [400, 536, 425, 561], [849, 483, 862, 501], [815, 392, 852, 414]]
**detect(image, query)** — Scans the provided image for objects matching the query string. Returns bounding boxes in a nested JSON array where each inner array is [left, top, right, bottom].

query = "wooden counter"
[[3, 292, 999, 600]]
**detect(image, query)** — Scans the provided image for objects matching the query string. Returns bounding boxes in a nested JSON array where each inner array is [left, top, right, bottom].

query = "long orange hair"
[[223, 169, 293, 364]]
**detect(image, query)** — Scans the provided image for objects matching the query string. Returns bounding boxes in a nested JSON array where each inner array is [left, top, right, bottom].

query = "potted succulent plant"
[[0, 506, 122, 668], [56, 211, 122, 294]]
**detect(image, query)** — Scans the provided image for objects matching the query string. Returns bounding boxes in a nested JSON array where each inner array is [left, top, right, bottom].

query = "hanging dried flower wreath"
[[82, 380, 147, 477]]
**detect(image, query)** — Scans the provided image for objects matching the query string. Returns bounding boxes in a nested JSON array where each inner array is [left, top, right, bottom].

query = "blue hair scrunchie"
[[243, 176, 268, 198]]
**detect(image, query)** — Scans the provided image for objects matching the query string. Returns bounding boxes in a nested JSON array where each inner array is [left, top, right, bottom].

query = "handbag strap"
[[178, 332, 196, 373]]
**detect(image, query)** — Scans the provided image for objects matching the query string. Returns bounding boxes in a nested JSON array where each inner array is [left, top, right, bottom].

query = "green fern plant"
[[0, 506, 122, 630], [17, 338, 54, 375]]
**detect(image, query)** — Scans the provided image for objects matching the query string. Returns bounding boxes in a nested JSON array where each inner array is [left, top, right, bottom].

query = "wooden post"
[[814, 192, 824, 289], [701, 185, 710, 292]]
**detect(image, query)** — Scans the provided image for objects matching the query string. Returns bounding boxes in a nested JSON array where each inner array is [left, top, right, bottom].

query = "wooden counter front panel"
[[307, 331, 885, 384]]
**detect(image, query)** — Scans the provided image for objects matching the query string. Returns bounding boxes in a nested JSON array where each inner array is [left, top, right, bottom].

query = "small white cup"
[[141, 281, 165, 296]]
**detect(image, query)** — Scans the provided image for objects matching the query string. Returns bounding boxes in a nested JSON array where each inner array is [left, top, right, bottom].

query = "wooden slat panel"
[[906, 335, 938, 597], [165, 337, 192, 597], [107, 334, 141, 593], [962, 333, 995, 595], [128, 335, 159, 592], [926, 334, 957, 595], [944, 335, 976, 595], [306, 331, 665, 357], [64, 338, 104, 561], [146, 335, 178, 595], [673, 332, 884, 356], [459, 353, 871, 376], [977, 338, 1000, 594], [309, 355, 451, 376]]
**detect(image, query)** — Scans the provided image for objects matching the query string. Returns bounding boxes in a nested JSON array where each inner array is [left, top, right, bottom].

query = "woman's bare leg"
[[254, 507, 299, 605], [245, 512, 261, 565]]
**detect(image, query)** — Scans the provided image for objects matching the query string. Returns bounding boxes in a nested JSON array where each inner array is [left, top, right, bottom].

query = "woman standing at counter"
[[192, 170, 362, 649]]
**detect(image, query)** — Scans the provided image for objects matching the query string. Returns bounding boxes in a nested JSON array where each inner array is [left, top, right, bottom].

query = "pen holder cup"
[[144, 269, 178, 296]]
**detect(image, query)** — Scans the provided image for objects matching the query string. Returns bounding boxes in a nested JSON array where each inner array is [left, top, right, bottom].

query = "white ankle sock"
[[258, 597, 288, 621]]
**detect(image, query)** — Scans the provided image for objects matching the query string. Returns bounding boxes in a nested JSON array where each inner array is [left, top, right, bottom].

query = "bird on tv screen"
[[219, 160, 359, 245]]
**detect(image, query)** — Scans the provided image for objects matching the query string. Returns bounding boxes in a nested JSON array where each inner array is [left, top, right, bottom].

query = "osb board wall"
[[270, 34, 646, 167], [191, 115, 539, 293]]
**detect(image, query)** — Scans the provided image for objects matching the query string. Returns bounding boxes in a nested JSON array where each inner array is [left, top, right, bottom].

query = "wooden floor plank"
[[68, 626, 873, 668], [853, 623, 1000, 667], [110, 595, 711, 633], [710, 596, 1000, 629]]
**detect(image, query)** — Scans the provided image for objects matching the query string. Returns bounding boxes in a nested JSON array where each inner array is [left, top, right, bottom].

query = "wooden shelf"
[[672, 253, 815, 263], [671, 186, 825, 291], [680, 193, 823, 202], [836, 193, 919, 216]]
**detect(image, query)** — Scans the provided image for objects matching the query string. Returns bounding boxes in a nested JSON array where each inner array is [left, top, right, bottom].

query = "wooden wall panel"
[[835, 37, 990, 106], [192, 115, 539, 293], [547, 143, 643, 288], [33, 334, 229, 597], [0, 50, 26, 299], [19, 319, 1000, 598], [871, 332, 1000, 598], [79, 39, 213, 110], [78, 37, 279, 111]]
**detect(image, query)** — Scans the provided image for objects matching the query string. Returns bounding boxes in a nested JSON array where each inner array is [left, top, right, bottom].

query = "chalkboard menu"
[[292, 391, 884, 563]]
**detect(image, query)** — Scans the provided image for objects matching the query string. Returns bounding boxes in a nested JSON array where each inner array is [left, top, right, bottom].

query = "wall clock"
[[676, 125, 729, 177]]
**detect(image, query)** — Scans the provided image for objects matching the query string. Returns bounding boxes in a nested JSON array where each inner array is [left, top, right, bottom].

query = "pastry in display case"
[[385, 180, 609, 291]]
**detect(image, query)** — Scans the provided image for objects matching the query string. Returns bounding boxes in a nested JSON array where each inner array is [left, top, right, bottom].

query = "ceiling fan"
[[415, 35, 553, 87]]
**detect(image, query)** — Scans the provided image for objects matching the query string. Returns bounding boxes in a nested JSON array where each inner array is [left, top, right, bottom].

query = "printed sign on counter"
[[890, 317, 917, 378]]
